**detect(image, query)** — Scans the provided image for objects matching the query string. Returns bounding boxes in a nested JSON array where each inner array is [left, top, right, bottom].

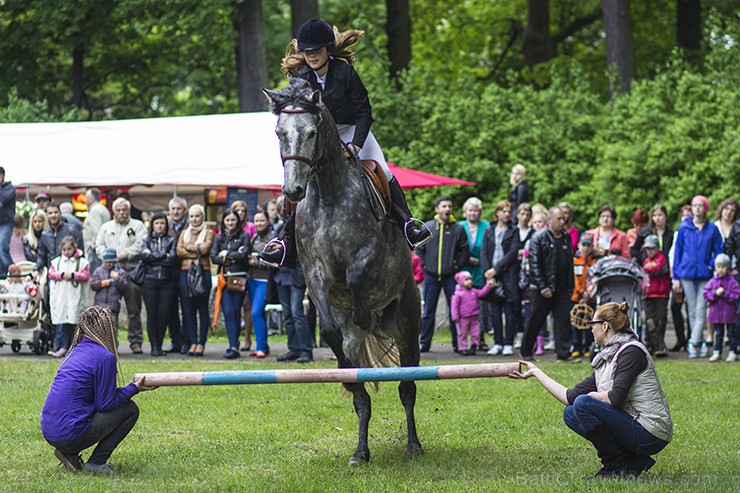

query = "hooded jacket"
[[672, 217, 723, 281], [703, 274, 740, 324], [450, 272, 491, 321]]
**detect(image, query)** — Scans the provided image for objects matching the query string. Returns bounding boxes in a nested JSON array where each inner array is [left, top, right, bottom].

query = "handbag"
[[187, 257, 208, 297], [226, 274, 247, 293], [130, 261, 146, 286], [485, 279, 507, 303]]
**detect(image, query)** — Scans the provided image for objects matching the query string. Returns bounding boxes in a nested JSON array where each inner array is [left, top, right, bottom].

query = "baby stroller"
[[0, 261, 52, 354], [589, 256, 648, 339]]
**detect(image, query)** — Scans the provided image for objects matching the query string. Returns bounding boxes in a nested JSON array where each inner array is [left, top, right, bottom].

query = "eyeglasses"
[[590, 320, 606, 327]]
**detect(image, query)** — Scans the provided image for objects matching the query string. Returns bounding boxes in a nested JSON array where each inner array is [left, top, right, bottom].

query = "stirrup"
[[404, 218, 433, 249], [259, 238, 286, 269]]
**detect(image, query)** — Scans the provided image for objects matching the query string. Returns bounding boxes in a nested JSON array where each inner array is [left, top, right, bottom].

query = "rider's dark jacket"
[[294, 58, 373, 149]]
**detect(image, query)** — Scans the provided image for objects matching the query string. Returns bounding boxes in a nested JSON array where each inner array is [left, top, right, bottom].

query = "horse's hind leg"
[[343, 382, 372, 466], [394, 277, 423, 457]]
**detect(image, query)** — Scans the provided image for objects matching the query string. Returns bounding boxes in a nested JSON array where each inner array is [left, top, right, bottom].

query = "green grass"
[[0, 357, 737, 492]]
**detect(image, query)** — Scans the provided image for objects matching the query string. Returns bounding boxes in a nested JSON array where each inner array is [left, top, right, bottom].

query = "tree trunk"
[[602, 0, 635, 94], [386, 0, 411, 84], [71, 43, 85, 109], [235, 0, 268, 112], [522, 0, 555, 67], [676, 0, 701, 50], [291, 0, 318, 38]]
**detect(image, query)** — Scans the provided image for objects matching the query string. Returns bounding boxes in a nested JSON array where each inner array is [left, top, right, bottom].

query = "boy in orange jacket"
[[571, 233, 597, 357]]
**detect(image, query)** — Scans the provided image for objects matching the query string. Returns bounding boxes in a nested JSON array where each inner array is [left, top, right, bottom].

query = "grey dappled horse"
[[263, 78, 423, 465]]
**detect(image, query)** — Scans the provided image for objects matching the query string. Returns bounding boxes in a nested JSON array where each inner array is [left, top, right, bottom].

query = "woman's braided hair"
[[64, 306, 124, 385], [281, 27, 365, 77]]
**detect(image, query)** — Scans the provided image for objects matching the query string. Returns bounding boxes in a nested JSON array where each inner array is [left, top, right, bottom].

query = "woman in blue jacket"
[[40, 306, 157, 474], [672, 195, 723, 358]]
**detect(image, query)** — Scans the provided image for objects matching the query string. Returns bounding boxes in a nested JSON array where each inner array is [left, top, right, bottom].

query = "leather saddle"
[[360, 159, 391, 219]]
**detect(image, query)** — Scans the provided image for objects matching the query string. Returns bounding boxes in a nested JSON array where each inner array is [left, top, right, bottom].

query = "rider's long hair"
[[281, 27, 365, 77]]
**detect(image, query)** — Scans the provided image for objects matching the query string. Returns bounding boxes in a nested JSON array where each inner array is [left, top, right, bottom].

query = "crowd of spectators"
[[1, 163, 739, 364]]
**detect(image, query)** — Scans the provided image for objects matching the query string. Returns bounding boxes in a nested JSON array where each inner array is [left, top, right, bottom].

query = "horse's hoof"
[[406, 443, 423, 458], [348, 453, 370, 467]]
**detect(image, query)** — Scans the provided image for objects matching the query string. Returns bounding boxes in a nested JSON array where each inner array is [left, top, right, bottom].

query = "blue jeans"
[[0, 223, 12, 277], [563, 394, 668, 457], [419, 275, 457, 350], [221, 287, 246, 349], [179, 271, 211, 346], [248, 278, 268, 352], [680, 278, 708, 345], [489, 299, 517, 346], [713, 323, 738, 354], [276, 283, 312, 354]]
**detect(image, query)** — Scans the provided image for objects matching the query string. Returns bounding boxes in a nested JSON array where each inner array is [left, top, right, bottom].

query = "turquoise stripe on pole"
[[135, 363, 519, 387]]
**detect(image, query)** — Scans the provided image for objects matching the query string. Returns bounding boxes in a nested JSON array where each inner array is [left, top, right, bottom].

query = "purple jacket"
[[40, 337, 138, 442], [451, 284, 491, 321], [90, 264, 127, 314], [703, 274, 740, 324]]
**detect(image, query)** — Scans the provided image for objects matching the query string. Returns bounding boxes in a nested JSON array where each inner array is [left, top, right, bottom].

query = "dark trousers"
[[489, 299, 517, 346], [122, 268, 143, 347], [221, 288, 247, 349], [645, 297, 669, 352], [179, 271, 211, 346], [141, 281, 176, 350], [521, 289, 572, 359], [47, 401, 139, 465], [167, 284, 186, 348], [419, 274, 457, 351], [669, 292, 688, 347]]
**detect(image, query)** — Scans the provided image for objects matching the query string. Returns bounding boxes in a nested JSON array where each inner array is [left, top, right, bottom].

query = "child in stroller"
[[1, 263, 38, 317]]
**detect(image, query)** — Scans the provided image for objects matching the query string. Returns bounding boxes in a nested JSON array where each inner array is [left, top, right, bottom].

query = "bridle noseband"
[[278, 107, 321, 170]]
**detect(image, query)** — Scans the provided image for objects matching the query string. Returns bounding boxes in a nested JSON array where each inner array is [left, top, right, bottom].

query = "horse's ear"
[[262, 88, 279, 103], [311, 90, 322, 105]]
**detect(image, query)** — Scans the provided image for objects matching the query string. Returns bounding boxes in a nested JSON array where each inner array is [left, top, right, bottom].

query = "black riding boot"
[[584, 426, 628, 478], [258, 212, 298, 268], [388, 177, 431, 249]]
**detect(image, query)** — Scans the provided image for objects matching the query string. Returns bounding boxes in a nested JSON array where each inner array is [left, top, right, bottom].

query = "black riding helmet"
[[296, 18, 334, 51]]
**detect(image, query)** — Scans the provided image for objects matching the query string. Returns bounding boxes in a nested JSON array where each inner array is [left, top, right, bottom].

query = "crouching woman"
[[510, 301, 672, 478], [40, 306, 157, 474]]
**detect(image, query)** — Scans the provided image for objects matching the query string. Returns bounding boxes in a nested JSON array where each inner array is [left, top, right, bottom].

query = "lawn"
[[0, 356, 737, 492]]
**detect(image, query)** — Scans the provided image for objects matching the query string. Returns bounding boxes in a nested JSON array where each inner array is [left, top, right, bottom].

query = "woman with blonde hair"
[[509, 164, 529, 217], [176, 204, 215, 356], [41, 306, 157, 474], [511, 301, 673, 478], [22, 209, 48, 262]]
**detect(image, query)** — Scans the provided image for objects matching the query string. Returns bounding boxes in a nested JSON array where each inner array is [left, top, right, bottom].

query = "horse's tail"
[[358, 329, 400, 392]]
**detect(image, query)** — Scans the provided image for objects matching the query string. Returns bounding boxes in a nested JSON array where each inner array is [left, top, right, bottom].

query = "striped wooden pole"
[[134, 362, 521, 387]]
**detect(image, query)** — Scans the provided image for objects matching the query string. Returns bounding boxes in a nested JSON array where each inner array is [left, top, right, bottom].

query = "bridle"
[[278, 107, 322, 170]]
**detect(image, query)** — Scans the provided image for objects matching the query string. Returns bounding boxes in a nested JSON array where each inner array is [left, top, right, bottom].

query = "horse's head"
[[263, 78, 328, 202]]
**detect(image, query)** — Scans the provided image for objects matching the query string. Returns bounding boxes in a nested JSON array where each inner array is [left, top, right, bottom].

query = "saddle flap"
[[360, 160, 391, 212]]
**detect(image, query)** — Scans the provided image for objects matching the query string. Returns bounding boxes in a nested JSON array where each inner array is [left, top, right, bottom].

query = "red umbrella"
[[387, 162, 475, 189]]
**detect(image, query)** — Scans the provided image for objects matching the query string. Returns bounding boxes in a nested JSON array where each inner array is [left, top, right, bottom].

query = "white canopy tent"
[[1, 112, 284, 189]]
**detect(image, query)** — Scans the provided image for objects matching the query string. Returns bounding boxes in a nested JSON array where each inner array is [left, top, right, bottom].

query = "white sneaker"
[[513, 333, 523, 349], [502, 345, 514, 356], [708, 351, 721, 362], [51, 347, 67, 359], [727, 352, 738, 362], [544, 339, 555, 351], [487, 344, 502, 355]]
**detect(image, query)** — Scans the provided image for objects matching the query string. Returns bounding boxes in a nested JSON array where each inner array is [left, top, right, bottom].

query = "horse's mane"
[[267, 78, 323, 115]]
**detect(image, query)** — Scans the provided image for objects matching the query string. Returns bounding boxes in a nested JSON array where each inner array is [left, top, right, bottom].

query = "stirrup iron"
[[404, 218, 433, 249]]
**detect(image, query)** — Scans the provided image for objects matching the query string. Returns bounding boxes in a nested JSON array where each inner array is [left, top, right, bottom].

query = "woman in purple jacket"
[[40, 306, 157, 474]]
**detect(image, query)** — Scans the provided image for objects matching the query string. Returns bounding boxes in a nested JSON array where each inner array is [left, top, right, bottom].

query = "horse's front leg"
[[346, 242, 377, 331]]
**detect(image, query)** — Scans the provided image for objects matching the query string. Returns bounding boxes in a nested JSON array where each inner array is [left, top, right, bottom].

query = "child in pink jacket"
[[451, 271, 491, 355]]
